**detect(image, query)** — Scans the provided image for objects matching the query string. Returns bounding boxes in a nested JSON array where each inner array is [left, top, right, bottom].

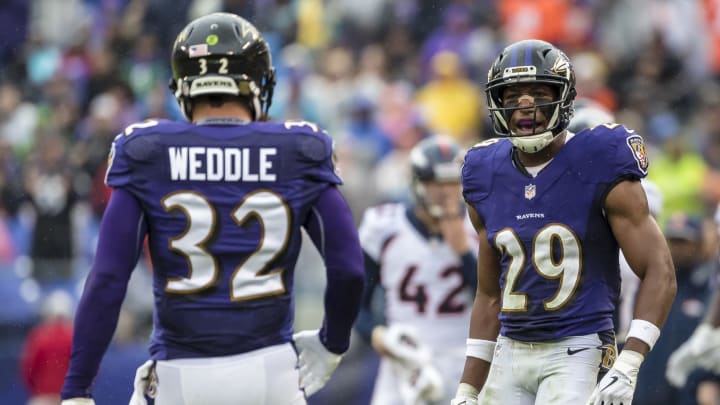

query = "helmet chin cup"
[[509, 130, 556, 153]]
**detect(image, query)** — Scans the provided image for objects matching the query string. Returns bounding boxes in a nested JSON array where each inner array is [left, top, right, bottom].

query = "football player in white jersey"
[[355, 135, 479, 405]]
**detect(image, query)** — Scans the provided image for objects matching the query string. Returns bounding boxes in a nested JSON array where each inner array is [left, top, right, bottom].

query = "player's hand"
[[129, 359, 155, 405], [373, 324, 431, 366], [587, 350, 643, 405], [374, 325, 444, 403], [293, 329, 343, 397], [61, 399, 96, 405], [450, 383, 479, 405], [667, 323, 720, 386], [436, 200, 470, 255]]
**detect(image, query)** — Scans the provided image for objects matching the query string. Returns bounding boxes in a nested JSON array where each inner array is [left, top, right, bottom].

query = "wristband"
[[614, 349, 644, 375], [626, 319, 661, 350], [455, 382, 479, 398], [466, 338, 495, 362]]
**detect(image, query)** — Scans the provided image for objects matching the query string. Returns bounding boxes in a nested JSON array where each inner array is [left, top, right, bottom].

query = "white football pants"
[[141, 343, 306, 405], [479, 333, 613, 405]]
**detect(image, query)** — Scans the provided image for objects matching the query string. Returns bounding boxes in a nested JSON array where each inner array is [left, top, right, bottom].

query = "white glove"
[[587, 350, 643, 405], [129, 360, 155, 405], [667, 324, 720, 387], [378, 324, 432, 367], [376, 324, 444, 404], [61, 399, 96, 405], [293, 329, 343, 397], [391, 359, 444, 405], [450, 383, 479, 405]]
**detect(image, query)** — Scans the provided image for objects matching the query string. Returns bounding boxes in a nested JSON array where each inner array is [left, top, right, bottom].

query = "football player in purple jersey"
[[450, 39, 676, 405], [60, 13, 365, 405]]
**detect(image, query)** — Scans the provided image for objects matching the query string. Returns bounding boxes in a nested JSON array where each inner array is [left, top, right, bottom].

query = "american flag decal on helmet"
[[188, 44, 209, 58]]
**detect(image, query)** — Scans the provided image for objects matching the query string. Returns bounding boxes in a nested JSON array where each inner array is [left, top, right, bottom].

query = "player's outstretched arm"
[[296, 186, 365, 396], [451, 206, 501, 405], [587, 180, 676, 405], [61, 188, 147, 401]]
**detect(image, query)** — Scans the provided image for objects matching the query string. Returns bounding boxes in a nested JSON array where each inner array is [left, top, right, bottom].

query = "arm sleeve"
[[460, 251, 478, 290], [353, 251, 385, 343], [105, 136, 132, 188], [61, 188, 147, 399], [297, 129, 343, 185], [303, 186, 365, 354], [461, 147, 492, 204]]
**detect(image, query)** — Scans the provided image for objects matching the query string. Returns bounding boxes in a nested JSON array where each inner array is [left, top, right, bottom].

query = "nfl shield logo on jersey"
[[524, 184, 536, 200]]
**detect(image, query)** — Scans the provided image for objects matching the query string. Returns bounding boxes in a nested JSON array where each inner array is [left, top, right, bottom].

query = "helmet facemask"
[[485, 40, 577, 153]]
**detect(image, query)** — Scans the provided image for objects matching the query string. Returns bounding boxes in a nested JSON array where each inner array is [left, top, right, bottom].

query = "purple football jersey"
[[106, 119, 341, 359], [462, 125, 648, 341]]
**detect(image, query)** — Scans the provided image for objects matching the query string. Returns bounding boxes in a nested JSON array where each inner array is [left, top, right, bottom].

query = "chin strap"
[[509, 130, 557, 153]]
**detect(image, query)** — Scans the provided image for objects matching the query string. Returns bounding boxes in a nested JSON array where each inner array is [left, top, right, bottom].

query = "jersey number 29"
[[496, 224, 581, 312]]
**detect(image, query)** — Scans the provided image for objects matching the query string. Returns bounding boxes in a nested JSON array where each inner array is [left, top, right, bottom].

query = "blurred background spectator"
[[19, 290, 73, 405], [0, 1, 718, 404], [635, 213, 719, 405]]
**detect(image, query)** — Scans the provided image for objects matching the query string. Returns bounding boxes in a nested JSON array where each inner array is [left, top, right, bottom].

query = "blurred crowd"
[[2, 0, 720, 404]]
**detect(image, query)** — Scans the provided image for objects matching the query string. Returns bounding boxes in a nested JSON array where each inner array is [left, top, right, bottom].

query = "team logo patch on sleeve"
[[626, 135, 649, 174]]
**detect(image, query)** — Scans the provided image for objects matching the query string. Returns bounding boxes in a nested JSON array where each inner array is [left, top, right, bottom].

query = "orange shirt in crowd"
[[498, 0, 570, 46], [704, 0, 720, 75]]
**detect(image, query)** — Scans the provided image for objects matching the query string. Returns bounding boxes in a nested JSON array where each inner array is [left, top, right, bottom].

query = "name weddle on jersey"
[[166, 145, 278, 182], [111, 121, 287, 183]]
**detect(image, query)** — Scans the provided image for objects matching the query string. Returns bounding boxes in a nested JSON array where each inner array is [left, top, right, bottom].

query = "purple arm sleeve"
[[61, 188, 147, 399], [303, 186, 365, 354]]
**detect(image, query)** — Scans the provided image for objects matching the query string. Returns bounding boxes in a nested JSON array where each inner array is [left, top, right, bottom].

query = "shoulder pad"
[[358, 203, 404, 260], [280, 120, 333, 163], [585, 122, 639, 140], [121, 119, 165, 138], [582, 123, 649, 177], [462, 139, 509, 204], [470, 137, 504, 149], [113, 120, 170, 162]]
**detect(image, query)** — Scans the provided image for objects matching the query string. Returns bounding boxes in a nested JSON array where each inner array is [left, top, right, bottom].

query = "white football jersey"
[[359, 203, 477, 351]]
